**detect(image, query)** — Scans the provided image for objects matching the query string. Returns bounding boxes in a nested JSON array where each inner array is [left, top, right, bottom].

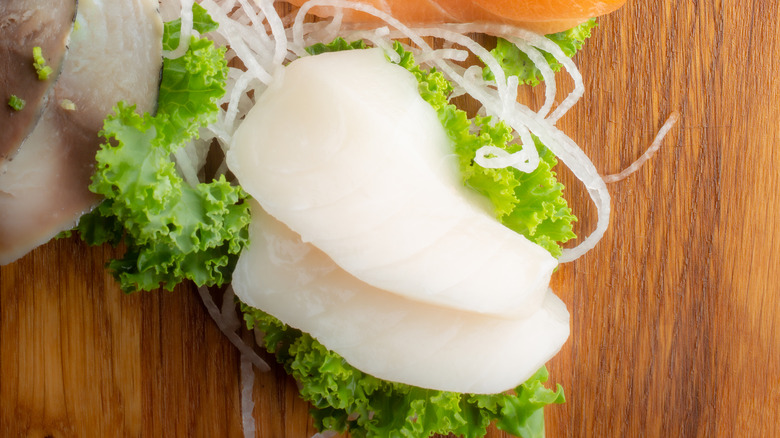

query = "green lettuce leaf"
[[484, 18, 597, 86], [242, 305, 564, 438], [77, 4, 250, 292], [306, 38, 368, 55], [163, 3, 219, 51]]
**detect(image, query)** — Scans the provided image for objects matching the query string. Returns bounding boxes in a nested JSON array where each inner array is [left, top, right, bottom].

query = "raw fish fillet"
[[229, 49, 557, 317], [232, 202, 570, 394], [0, 0, 162, 265]]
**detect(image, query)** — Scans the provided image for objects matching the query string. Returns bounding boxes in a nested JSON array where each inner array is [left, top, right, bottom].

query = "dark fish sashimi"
[[0, 0, 77, 164], [0, 0, 163, 265]]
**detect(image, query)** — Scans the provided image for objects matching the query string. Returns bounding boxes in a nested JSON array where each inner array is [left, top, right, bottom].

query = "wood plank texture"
[[2, 1, 779, 437]]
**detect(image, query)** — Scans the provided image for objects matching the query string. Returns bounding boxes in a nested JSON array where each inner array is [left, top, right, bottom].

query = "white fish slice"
[[232, 202, 570, 394], [228, 48, 557, 317]]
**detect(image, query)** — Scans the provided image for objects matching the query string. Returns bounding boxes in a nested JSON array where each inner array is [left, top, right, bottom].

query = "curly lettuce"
[[243, 305, 565, 438], [484, 18, 597, 86], [76, 4, 250, 293]]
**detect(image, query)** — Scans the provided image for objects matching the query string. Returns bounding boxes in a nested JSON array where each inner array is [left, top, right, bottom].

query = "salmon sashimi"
[[231, 202, 570, 394], [471, 0, 626, 22], [286, 0, 626, 33], [228, 49, 557, 318]]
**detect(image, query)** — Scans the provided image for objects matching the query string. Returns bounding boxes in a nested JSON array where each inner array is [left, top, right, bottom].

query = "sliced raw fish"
[[0, 109, 99, 263], [0, 0, 76, 163], [0, 0, 163, 265], [286, 0, 599, 33], [232, 202, 570, 394], [228, 49, 557, 317], [52, 0, 163, 132]]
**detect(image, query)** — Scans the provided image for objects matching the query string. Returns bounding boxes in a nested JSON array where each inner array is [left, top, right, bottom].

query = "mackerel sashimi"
[[232, 202, 570, 394], [0, 0, 163, 264], [228, 49, 558, 318], [0, 0, 76, 163]]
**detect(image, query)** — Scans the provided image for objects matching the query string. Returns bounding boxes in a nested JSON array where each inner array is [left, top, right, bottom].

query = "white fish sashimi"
[[228, 48, 557, 317], [56, 0, 163, 131], [233, 202, 570, 394]]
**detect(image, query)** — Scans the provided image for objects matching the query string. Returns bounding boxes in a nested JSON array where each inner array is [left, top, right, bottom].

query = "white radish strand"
[[253, 0, 289, 68], [201, 0, 275, 84], [224, 71, 260, 131], [513, 39, 557, 118], [240, 348, 258, 438], [196, 286, 271, 372], [322, 7, 345, 43], [415, 47, 469, 64], [164, 0, 195, 59], [604, 112, 680, 183]]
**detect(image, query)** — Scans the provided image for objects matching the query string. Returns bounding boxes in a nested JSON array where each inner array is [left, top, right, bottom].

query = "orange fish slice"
[[286, 0, 626, 33]]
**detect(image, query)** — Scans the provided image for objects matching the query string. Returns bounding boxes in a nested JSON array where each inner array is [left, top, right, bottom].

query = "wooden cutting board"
[[2, 1, 779, 436]]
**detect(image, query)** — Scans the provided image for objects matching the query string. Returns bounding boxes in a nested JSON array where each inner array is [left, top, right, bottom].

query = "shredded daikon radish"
[[196, 286, 270, 372], [416, 47, 469, 63], [513, 39, 557, 118], [173, 148, 202, 188], [604, 112, 680, 183], [240, 350, 257, 438], [224, 71, 261, 131], [253, 0, 289, 68]]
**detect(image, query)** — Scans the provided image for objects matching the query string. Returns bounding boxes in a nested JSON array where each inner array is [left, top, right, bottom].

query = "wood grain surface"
[[2, 1, 779, 437]]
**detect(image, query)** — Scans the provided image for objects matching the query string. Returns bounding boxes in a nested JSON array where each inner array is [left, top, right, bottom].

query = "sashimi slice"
[[428, 0, 588, 34], [0, 0, 163, 265], [232, 202, 570, 394], [228, 49, 557, 317], [471, 0, 625, 22], [0, 0, 76, 163], [0, 109, 99, 264], [285, 0, 609, 33], [287, 0, 456, 24]]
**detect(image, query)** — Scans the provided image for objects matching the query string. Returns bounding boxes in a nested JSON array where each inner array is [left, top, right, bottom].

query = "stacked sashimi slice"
[[229, 48, 569, 393]]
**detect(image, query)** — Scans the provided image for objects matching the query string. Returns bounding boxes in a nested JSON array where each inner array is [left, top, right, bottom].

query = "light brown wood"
[[2, 1, 779, 437]]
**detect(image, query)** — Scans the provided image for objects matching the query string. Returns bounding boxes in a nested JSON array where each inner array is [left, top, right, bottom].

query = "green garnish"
[[32, 46, 54, 80], [59, 99, 76, 111], [484, 18, 597, 86], [76, 3, 250, 293], [242, 305, 565, 438], [8, 95, 25, 111]]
